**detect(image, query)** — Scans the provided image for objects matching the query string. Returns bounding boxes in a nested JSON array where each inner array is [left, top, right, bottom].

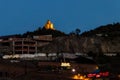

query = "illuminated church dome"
[[44, 20, 55, 30]]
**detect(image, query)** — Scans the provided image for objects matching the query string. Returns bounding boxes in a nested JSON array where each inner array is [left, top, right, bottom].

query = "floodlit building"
[[44, 20, 55, 30]]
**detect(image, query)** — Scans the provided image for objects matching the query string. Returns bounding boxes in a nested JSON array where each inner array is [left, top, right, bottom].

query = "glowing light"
[[44, 20, 55, 30], [79, 76, 84, 79], [84, 78, 90, 80], [96, 66, 99, 69], [73, 75, 79, 79], [87, 71, 109, 78], [96, 74, 100, 78], [72, 68, 76, 72], [87, 73, 95, 77], [118, 74, 120, 78], [72, 74, 86, 80], [61, 62, 71, 67]]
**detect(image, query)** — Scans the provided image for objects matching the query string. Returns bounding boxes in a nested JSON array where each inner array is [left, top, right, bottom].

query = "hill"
[[22, 27, 66, 38], [81, 23, 120, 37], [39, 23, 120, 54]]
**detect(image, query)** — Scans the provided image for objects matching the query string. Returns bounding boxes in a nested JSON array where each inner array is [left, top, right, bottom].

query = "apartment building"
[[0, 37, 37, 54], [0, 35, 53, 55]]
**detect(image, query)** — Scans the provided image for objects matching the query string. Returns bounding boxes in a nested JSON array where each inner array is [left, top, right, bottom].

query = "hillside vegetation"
[[22, 27, 66, 38], [39, 23, 120, 54], [81, 23, 120, 37]]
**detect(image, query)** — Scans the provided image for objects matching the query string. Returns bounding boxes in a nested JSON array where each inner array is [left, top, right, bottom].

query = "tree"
[[75, 28, 81, 36], [69, 28, 81, 36]]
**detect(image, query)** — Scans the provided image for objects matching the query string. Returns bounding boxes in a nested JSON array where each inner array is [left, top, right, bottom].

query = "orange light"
[[96, 66, 99, 69], [44, 20, 55, 30], [79, 76, 84, 79], [73, 75, 79, 79], [84, 78, 90, 80], [72, 74, 85, 80]]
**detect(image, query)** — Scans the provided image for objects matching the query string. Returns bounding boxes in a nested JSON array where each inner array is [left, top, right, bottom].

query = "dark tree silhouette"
[[75, 28, 81, 36]]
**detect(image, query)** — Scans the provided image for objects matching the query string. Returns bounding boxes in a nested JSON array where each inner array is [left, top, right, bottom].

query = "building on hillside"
[[0, 37, 37, 54], [0, 20, 55, 55], [0, 35, 53, 55], [44, 20, 55, 30]]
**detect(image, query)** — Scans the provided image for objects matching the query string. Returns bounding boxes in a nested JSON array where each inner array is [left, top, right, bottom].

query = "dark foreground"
[[0, 59, 119, 80]]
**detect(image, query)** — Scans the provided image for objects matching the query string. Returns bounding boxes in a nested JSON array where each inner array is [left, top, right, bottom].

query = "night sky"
[[0, 0, 120, 36]]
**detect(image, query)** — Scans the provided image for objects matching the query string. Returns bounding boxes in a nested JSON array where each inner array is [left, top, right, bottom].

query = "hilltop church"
[[44, 20, 55, 30]]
